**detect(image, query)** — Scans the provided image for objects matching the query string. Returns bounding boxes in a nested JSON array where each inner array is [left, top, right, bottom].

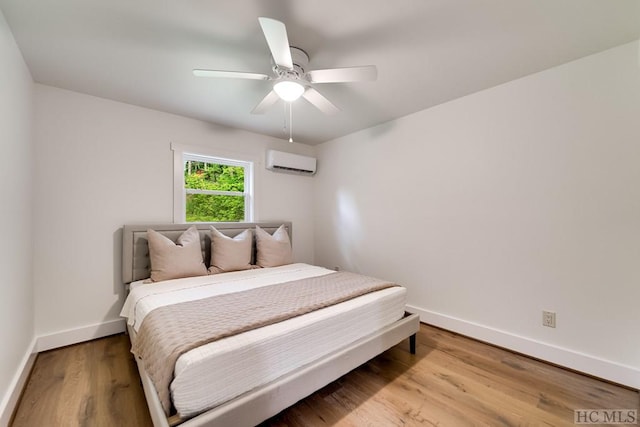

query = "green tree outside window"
[[184, 160, 247, 222]]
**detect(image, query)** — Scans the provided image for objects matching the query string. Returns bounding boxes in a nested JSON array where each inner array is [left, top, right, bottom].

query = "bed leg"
[[409, 333, 416, 354]]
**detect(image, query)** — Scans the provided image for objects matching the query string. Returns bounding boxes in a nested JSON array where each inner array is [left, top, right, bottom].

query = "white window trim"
[[172, 143, 257, 223]]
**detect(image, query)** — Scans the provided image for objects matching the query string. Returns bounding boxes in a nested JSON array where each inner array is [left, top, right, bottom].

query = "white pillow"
[[147, 226, 208, 282], [209, 226, 253, 274], [255, 225, 293, 268]]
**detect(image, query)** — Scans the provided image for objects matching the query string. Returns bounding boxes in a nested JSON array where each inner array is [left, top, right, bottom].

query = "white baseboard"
[[407, 305, 640, 390], [37, 318, 126, 352], [0, 337, 37, 426]]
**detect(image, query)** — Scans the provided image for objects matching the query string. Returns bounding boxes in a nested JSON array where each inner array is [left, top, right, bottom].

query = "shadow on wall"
[[113, 227, 124, 296], [335, 189, 363, 273], [366, 120, 396, 140], [109, 227, 126, 322]]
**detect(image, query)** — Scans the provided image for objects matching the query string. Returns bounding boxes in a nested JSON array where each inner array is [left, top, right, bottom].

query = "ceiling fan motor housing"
[[273, 47, 309, 81], [274, 47, 309, 82], [290, 47, 309, 73]]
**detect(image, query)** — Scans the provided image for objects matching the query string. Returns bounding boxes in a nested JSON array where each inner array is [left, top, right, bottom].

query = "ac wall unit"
[[266, 150, 317, 175]]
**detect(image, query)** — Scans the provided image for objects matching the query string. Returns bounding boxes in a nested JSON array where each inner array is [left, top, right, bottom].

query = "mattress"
[[121, 263, 407, 418]]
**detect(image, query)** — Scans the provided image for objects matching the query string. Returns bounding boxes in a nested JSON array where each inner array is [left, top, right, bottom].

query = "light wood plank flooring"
[[11, 324, 638, 426], [11, 333, 151, 427]]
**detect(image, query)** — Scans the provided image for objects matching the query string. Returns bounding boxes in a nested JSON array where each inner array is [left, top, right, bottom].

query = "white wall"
[[33, 85, 316, 339], [314, 40, 640, 387], [0, 8, 35, 421]]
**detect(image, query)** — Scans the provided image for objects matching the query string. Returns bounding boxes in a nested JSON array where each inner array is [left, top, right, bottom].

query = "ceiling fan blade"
[[302, 88, 340, 115], [258, 17, 293, 70], [306, 65, 377, 83], [193, 69, 270, 80], [251, 90, 280, 114]]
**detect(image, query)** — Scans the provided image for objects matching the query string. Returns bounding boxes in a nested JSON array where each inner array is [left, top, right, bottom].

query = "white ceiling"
[[2, 0, 640, 145]]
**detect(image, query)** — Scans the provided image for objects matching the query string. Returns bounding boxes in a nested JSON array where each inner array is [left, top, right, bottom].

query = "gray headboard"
[[122, 222, 292, 283]]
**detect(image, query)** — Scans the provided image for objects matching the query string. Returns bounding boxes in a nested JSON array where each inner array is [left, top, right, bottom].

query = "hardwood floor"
[[11, 324, 638, 426], [11, 334, 151, 427]]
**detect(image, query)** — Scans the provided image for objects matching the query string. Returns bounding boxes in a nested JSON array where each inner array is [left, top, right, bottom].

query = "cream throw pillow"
[[147, 226, 207, 282], [255, 225, 293, 268], [209, 227, 253, 274]]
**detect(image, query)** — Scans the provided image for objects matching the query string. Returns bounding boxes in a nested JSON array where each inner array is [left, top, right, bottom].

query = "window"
[[174, 150, 253, 223]]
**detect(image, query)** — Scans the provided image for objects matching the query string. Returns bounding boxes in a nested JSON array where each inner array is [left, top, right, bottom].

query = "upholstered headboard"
[[121, 222, 292, 283]]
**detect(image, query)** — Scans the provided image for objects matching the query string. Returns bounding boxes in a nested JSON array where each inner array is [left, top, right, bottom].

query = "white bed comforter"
[[120, 263, 407, 418]]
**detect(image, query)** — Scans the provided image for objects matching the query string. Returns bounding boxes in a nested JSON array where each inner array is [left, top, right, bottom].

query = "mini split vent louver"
[[266, 150, 317, 175]]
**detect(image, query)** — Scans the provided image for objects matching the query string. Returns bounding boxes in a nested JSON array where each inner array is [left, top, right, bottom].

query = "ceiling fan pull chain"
[[289, 102, 293, 143], [283, 102, 287, 135]]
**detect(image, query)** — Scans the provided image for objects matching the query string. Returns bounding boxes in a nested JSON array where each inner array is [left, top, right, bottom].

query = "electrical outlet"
[[542, 311, 556, 328]]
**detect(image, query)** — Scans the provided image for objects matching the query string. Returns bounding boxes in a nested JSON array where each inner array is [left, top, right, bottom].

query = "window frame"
[[172, 143, 255, 223]]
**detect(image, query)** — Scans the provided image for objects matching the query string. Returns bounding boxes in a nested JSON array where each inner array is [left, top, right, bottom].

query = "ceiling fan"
[[193, 17, 377, 115]]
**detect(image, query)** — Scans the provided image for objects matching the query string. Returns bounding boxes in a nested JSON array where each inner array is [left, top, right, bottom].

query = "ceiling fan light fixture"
[[273, 80, 305, 102]]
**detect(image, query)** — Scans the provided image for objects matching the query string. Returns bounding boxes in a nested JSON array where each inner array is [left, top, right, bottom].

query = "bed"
[[120, 222, 420, 427]]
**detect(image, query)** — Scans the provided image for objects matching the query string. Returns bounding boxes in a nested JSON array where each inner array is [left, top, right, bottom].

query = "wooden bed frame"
[[122, 222, 420, 427]]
